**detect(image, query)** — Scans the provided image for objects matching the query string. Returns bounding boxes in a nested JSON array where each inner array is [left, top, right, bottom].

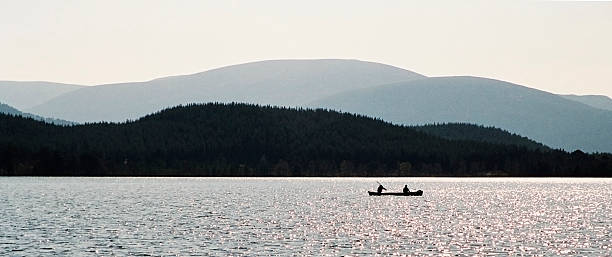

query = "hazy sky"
[[1, 0, 611, 97]]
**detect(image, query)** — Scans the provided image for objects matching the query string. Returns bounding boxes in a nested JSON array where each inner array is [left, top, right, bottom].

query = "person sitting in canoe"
[[377, 184, 386, 194], [403, 185, 410, 194]]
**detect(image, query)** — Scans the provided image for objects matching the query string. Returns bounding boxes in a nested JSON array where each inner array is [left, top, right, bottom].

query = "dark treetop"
[[1, 103, 610, 176], [413, 123, 549, 151]]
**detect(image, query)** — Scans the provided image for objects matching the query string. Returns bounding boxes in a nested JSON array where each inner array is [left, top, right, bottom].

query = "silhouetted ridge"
[[1, 103, 610, 176], [414, 123, 549, 151]]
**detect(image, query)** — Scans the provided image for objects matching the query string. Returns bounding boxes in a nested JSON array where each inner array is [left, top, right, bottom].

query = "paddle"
[[375, 181, 386, 190]]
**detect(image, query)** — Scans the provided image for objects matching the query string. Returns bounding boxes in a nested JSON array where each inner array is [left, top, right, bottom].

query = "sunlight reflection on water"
[[1, 177, 611, 256]]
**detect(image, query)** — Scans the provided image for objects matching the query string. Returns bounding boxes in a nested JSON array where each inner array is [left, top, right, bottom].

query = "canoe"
[[368, 190, 423, 196]]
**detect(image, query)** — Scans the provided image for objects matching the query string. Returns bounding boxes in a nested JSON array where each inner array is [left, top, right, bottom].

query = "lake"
[[1, 177, 610, 256]]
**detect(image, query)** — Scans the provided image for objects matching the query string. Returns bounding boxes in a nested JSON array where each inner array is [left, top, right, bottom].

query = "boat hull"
[[368, 190, 423, 196]]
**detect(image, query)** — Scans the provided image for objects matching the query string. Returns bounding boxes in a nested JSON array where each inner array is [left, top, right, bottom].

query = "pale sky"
[[1, 0, 611, 97]]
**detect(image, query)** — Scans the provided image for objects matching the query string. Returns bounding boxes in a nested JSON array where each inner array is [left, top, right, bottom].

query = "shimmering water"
[[1, 177, 611, 256]]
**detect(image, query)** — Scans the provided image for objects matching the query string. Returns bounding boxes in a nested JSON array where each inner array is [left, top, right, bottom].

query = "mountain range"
[[23, 60, 424, 122], [0, 81, 82, 110], [309, 76, 612, 153], [1, 59, 610, 152], [560, 94, 612, 111]]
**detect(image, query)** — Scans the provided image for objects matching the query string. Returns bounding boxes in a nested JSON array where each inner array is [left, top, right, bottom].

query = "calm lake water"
[[1, 177, 611, 256]]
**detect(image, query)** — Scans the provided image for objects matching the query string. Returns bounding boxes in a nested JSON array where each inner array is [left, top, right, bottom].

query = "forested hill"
[[414, 123, 549, 151], [1, 103, 610, 177]]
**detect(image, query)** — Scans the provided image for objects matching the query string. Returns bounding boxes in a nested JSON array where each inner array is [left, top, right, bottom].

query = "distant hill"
[[1, 103, 610, 177], [413, 123, 549, 151], [27, 59, 425, 122], [7, 60, 612, 153], [309, 76, 612, 153], [0, 103, 21, 116], [561, 94, 612, 111], [0, 81, 83, 110], [0, 102, 74, 126]]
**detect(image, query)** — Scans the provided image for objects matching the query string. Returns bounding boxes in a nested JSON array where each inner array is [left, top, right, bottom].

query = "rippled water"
[[1, 177, 611, 256]]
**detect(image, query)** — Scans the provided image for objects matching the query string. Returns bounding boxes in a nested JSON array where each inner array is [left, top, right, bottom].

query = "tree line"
[[1, 103, 610, 176]]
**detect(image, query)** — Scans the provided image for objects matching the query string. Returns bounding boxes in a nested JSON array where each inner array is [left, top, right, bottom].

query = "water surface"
[[1, 177, 610, 256]]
